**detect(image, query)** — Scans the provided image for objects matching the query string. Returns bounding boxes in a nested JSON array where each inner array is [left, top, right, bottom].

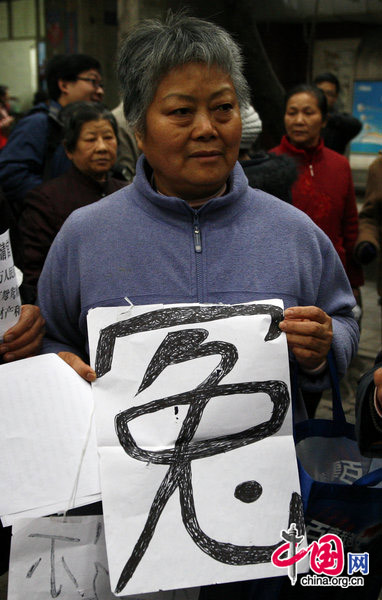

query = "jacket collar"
[[132, 154, 251, 224], [279, 134, 324, 159], [69, 163, 113, 194]]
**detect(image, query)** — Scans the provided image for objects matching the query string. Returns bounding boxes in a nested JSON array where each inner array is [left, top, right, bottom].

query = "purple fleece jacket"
[[38, 155, 359, 391]]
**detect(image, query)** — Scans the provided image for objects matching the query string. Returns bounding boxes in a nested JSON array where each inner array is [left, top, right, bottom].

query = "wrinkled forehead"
[[153, 62, 236, 98]]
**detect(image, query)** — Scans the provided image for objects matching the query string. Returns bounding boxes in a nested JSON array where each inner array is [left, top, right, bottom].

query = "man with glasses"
[[0, 54, 104, 219]]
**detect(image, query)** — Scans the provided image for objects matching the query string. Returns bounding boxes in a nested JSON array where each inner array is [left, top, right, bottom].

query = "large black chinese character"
[[95, 304, 304, 594]]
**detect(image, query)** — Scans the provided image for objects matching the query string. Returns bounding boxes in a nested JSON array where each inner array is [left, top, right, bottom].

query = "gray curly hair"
[[117, 12, 250, 134]]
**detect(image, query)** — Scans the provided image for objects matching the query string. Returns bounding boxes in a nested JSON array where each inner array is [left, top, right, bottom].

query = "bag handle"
[[327, 351, 347, 427], [353, 467, 382, 487]]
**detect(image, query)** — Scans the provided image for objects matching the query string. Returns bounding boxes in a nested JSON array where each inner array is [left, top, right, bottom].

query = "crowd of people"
[[0, 11, 381, 600]]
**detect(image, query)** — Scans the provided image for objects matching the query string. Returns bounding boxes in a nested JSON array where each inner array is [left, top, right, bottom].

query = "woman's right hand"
[[0, 304, 45, 361], [58, 351, 96, 382]]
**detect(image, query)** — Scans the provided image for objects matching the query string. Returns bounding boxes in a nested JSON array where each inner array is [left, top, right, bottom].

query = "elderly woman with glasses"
[[37, 13, 358, 600]]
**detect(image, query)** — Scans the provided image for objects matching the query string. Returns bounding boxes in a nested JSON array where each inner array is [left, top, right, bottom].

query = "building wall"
[[0, 0, 43, 112], [45, 0, 120, 108]]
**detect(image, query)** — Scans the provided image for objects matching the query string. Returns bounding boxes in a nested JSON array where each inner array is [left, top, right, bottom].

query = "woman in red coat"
[[271, 84, 363, 296], [271, 84, 363, 417]]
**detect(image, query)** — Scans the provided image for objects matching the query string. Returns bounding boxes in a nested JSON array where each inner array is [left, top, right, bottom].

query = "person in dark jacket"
[[19, 102, 127, 292], [0, 53, 104, 219], [238, 104, 297, 204], [313, 72, 362, 155]]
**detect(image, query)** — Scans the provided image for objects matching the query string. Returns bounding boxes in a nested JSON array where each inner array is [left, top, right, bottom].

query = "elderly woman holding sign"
[[37, 13, 358, 599]]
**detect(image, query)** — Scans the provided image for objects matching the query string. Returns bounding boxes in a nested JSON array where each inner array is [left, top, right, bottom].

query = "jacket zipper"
[[309, 164, 314, 177], [192, 211, 203, 302], [193, 213, 202, 253]]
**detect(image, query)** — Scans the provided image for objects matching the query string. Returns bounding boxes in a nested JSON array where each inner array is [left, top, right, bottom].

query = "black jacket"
[[240, 151, 297, 204], [322, 111, 362, 155]]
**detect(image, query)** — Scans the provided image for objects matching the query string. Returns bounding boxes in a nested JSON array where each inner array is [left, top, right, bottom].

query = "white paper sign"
[[0, 229, 21, 341], [88, 301, 305, 596], [0, 354, 100, 525], [8, 517, 200, 600], [8, 516, 113, 600]]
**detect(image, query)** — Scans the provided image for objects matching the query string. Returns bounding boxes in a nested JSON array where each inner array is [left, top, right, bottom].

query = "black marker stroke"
[[94, 521, 102, 545], [95, 303, 283, 377], [28, 533, 80, 598], [93, 562, 109, 600], [26, 557, 41, 578], [93, 305, 298, 594]]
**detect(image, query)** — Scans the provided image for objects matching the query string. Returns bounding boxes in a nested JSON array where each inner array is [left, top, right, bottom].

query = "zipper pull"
[[309, 164, 314, 177], [193, 214, 202, 253]]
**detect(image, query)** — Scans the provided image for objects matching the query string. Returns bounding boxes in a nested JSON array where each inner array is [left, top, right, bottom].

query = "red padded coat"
[[271, 136, 363, 288]]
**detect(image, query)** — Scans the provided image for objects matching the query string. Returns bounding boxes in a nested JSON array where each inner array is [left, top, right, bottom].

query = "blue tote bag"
[[294, 353, 382, 576]]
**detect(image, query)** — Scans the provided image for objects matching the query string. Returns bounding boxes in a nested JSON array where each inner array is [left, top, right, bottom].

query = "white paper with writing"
[[0, 229, 21, 341], [8, 516, 199, 600], [88, 300, 305, 596]]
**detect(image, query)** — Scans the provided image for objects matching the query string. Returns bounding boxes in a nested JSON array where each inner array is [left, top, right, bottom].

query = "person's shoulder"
[[109, 177, 129, 191], [250, 186, 334, 239], [20, 106, 49, 127], [369, 152, 382, 173], [328, 110, 359, 122], [63, 185, 129, 226], [244, 152, 297, 189], [269, 144, 282, 154], [321, 144, 350, 167], [6, 106, 49, 143], [25, 169, 72, 198], [112, 102, 124, 122], [249, 185, 302, 217]]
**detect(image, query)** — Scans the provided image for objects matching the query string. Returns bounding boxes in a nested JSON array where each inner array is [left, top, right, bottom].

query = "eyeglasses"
[[76, 77, 104, 89]]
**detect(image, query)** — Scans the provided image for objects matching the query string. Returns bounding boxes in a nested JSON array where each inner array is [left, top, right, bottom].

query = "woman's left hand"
[[0, 304, 45, 361], [279, 306, 333, 371]]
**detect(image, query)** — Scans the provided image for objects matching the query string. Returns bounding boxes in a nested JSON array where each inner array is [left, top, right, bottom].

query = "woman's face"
[[66, 119, 117, 181], [136, 62, 242, 202], [284, 92, 325, 149]]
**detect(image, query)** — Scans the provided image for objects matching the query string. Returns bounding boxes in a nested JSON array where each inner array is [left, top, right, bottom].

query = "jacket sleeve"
[[0, 112, 48, 217], [323, 264, 359, 382], [296, 234, 359, 395]]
